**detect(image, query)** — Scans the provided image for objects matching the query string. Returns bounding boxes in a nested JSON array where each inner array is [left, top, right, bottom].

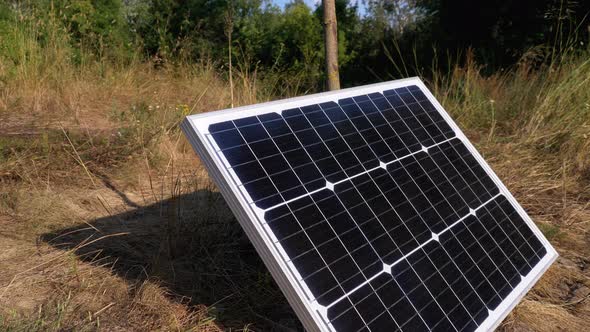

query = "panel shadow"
[[41, 189, 300, 331]]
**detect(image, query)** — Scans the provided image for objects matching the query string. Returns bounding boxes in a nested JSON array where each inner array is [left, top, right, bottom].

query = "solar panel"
[[181, 77, 557, 332]]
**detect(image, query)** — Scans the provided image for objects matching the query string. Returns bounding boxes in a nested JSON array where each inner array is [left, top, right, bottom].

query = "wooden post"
[[323, 0, 340, 90]]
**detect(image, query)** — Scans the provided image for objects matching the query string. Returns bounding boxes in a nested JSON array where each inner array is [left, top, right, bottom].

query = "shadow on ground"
[[41, 189, 301, 331]]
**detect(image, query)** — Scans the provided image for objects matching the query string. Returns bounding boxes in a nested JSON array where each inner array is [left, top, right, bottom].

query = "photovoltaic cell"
[[208, 86, 455, 209], [182, 78, 557, 332]]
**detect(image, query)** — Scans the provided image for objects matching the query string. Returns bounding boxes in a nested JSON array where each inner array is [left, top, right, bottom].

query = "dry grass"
[[0, 28, 589, 331], [0, 42, 301, 329]]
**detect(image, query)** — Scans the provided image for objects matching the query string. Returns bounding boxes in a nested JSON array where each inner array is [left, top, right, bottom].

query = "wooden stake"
[[323, 0, 340, 90]]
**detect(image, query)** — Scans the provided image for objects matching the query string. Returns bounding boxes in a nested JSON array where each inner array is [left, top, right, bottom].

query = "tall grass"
[[426, 50, 590, 178], [0, 4, 282, 130]]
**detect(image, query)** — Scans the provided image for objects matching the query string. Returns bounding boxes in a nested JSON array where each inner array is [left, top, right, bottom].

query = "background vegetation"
[[0, 0, 589, 331]]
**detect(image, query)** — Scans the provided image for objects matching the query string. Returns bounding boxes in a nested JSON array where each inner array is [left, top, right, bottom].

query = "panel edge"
[[181, 118, 327, 332]]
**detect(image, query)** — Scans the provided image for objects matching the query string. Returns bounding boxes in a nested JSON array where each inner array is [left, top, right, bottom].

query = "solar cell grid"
[[326, 197, 547, 332], [182, 78, 557, 332], [208, 86, 455, 209]]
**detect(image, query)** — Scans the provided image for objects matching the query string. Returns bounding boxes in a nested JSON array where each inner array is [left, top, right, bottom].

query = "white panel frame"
[[181, 77, 558, 332]]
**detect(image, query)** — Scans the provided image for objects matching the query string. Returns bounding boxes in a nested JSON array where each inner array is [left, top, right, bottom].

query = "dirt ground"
[[0, 123, 589, 331]]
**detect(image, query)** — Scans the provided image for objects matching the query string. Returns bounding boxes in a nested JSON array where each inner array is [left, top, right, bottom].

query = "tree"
[[416, 0, 590, 67]]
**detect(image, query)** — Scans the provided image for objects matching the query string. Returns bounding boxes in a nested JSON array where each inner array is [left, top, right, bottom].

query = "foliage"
[[41, 0, 132, 61], [0, 0, 589, 89], [414, 0, 590, 69]]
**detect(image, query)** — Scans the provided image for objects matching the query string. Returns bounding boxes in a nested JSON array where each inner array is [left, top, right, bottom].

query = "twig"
[[92, 302, 115, 318], [560, 293, 590, 307]]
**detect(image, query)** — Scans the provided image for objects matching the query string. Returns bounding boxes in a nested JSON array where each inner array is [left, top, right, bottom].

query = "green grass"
[[0, 296, 99, 332], [537, 222, 563, 242]]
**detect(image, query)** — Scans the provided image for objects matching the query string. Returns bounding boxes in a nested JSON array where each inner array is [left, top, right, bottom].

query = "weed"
[[537, 222, 562, 241]]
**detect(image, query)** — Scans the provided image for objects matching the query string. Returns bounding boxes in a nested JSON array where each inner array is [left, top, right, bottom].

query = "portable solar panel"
[[181, 77, 557, 332]]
